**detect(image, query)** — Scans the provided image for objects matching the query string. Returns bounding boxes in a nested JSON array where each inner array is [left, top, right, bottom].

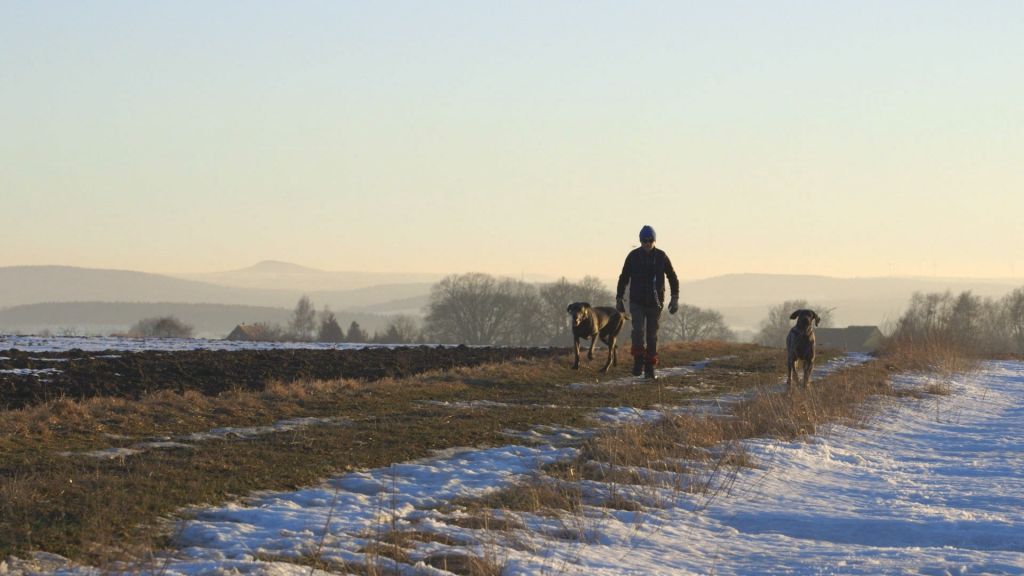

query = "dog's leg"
[[572, 336, 581, 370], [786, 357, 794, 388], [588, 337, 596, 361], [601, 336, 615, 373], [804, 360, 813, 387]]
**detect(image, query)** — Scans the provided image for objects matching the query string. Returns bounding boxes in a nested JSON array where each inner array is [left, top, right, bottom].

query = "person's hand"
[[668, 297, 679, 315], [615, 297, 625, 313]]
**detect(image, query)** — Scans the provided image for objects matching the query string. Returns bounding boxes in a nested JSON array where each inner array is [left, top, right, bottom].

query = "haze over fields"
[[2, 2, 1021, 290], [2, 262, 1021, 338]]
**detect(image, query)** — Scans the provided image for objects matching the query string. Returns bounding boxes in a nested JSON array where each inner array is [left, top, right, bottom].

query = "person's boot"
[[632, 355, 644, 376], [644, 353, 658, 379], [631, 346, 645, 376], [644, 362, 657, 379]]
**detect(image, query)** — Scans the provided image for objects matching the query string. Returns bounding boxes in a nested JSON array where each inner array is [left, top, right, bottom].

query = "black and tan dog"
[[786, 309, 821, 388], [567, 302, 628, 373]]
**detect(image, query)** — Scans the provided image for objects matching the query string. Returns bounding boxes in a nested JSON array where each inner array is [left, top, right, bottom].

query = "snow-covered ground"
[[4, 361, 1023, 575]]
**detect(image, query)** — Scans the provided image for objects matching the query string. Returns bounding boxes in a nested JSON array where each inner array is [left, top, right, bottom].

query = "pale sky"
[[2, 1, 1021, 281]]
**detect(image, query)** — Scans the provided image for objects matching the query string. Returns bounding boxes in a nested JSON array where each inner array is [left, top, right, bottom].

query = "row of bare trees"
[[749, 289, 1024, 354], [890, 289, 1024, 354], [423, 273, 734, 346]]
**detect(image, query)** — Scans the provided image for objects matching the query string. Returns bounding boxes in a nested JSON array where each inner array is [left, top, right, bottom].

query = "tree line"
[[269, 296, 421, 343], [125, 274, 736, 346], [422, 273, 734, 346], [889, 289, 1024, 355], [125, 297, 421, 344], [123, 272, 1024, 353]]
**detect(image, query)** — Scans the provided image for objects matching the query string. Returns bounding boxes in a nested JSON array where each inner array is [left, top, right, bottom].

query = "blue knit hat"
[[639, 225, 656, 242]]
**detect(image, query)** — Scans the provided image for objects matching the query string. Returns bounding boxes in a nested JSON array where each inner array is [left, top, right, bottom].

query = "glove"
[[615, 297, 625, 313], [668, 296, 679, 315]]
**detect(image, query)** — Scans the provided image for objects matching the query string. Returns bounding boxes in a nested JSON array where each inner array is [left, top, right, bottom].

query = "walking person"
[[615, 225, 680, 379]]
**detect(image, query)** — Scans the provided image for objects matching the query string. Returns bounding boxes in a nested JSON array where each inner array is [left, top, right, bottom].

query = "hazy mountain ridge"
[[0, 266, 254, 307], [177, 260, 448, 292], [3, 264, 1021, 336], [0, 266, 431, 314]]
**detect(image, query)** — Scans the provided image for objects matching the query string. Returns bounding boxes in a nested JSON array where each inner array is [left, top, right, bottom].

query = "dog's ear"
[[813, 312, 821, 326], [790, 310, 801, 320], [567, 303, 576, 313]]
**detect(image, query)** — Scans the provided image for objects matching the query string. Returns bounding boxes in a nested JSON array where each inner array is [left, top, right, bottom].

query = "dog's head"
[[789, 309, 820, 332], [566, 302, 592, 327]]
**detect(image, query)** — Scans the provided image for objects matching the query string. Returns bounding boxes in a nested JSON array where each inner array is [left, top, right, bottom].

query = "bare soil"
[[0, 346, 567, 409]]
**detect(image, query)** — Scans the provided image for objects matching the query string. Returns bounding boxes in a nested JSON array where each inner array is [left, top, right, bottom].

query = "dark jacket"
[[616, 247, 680, 308]]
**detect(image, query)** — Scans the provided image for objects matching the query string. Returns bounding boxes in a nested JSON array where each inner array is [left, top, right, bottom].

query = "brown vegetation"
[[0, 337, 969, 572]]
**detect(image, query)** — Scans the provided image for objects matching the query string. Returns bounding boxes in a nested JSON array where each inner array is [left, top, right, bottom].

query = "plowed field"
[[0, 346, 568, 409]]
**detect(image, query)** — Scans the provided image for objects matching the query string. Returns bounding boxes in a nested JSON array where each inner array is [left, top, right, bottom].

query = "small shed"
[[226, 323, 268, 341], [815, 326, 884, 353]]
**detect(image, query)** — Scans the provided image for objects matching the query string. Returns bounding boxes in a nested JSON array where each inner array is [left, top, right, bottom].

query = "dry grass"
[[728, 360, 895, 441], [880, 336, 979, 376], [448, 339, 974, 534], [0, 339, 974, 569], [460, 478, 583, 516], [422, 552, 504, 576], [1, 341, 765, 563]]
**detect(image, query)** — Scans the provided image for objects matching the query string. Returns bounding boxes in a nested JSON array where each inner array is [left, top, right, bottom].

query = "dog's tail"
[[615, 312, 629, 327]]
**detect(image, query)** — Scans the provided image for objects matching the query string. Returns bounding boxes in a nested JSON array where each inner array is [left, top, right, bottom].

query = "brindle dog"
[[786, 309, 821, 388], [567, 302, 628, 373]]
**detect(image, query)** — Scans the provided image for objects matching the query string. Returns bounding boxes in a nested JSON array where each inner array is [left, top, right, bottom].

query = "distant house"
[[226, 323, 269, 341], [815, 326, 885, 353]]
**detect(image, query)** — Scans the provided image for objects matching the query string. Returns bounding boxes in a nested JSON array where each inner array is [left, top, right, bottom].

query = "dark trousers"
[[629, 302, 662, 360]]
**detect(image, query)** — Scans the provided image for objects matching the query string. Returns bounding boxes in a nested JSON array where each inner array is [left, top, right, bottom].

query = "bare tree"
[[425, 274, 498, 345], [424, 273, 545, 345], [498, 279, 545, 346], [375, 315, 421, 344], [128, 316, 194, 339], [289, 295, 316, 341], [251, 322, 286, 342], [892, 289, 1024, 354], [978, 296, 1011, 354], [949, 291, 983, 351], [665, 304, 736, 342], [894, 291, 953, 341], [755, 299, 834, 348], [1006, 288, 1024, 353], [538, 276, 614, 346]]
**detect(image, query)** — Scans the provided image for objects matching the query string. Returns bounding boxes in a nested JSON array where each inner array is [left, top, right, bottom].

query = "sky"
[[2, 1, 1022, 281], [9, 350, 1023, 574]]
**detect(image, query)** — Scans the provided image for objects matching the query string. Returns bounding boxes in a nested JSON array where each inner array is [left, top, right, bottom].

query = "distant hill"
[[679, 273, 1023, 330], [0, 302, 395, 339], [3, 265, 1020, 336], [0, 265, 432, 313], [0, 266, 265, 308], [346, 292, 432, 316], [178, 260, 448, 292]]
